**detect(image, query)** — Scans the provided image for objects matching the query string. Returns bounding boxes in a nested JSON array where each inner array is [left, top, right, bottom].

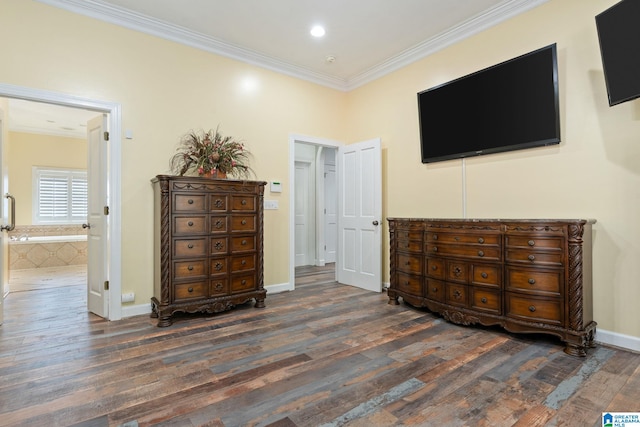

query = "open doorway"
[[292, 138, 339, 284], [0, 83, 122, 321], [2, 97, 101, 305]]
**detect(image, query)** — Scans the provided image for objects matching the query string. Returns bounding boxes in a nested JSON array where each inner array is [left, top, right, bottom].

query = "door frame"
[[288, 133, 342, 291], [0, 83, 122, 320]]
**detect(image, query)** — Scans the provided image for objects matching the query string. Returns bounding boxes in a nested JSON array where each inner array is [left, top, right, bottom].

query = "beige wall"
[[1, 0, 639, 343], [345, 0, 640, 339], [8, 132, 87, 225]]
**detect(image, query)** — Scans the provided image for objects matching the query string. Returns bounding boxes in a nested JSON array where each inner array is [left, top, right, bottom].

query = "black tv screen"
[[418, 44, 560, 164], [596, 0, 640, 106]]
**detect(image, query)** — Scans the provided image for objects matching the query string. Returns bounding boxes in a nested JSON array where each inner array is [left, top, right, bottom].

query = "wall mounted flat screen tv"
[[418, 44, 560, 164], [596, 0, 640, 106]]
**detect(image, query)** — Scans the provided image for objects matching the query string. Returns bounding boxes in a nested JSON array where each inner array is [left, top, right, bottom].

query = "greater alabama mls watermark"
[[603, 413, 640, 427]]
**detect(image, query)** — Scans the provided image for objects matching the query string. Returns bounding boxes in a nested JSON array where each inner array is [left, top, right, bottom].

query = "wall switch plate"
[[264, 200, 279, 210], [270, 181, 282, 193]]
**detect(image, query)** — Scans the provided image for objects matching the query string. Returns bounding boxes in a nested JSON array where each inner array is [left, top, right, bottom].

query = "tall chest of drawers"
[[151, 175, 267, 327], [388, 218, 596, 356]]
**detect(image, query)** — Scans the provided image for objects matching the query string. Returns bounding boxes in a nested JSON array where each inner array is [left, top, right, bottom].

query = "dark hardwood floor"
[[1, 264, 639, 427]]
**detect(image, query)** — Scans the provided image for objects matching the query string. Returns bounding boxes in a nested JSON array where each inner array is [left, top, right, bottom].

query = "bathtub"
[[9, 235, 88, 270]]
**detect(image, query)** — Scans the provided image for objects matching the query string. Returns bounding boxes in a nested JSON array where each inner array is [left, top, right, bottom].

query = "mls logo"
[[603, 413, 613, 427]]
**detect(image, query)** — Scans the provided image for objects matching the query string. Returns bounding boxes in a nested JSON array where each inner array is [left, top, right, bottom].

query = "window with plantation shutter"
[[33, 168, 88, 224]]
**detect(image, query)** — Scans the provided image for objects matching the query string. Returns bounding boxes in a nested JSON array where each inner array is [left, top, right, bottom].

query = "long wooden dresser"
[[388, 218, 596, 356], [151, 175, 267, 327]]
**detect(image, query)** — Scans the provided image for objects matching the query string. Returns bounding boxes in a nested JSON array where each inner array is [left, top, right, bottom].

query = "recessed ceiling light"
[[310, 25, 325, 38]]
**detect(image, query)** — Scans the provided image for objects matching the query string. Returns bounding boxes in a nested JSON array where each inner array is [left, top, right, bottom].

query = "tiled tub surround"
[[8, 226, 87, 270]]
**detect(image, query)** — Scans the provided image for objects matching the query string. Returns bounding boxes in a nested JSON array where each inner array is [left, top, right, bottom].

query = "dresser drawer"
[[173, 238, 207, 258], [231, 215, 256, 232], [231, 235, 256, 252], [426, 232, 500, 246], [209, 194, 228, 211], [506, 293, 562, 325], [209, 278, 229, 297], [396, 253, 422, 275], [395, 272, 422, 296], [425, 279, 445, 302], [470, 288, 501, 314], [173, 260, 207, 280], [426, 244, 500, 261], [231, 254, 256, 271], [505, 249, 563, 266], [396, 230, 423, 241], [232, 195, 256, 211], [471, 264, 501, 288], [231, 273, 256, 293], [447, 261, 469, 283], [210, 216, 228, 234], [174, 216, 207, 234], [174, 194, 206, 212], [209, 257, 228, 275], [505, 236, 563, 250], [446, 283, 469, 308], [396, 239, 423, 253], [425, 257, 445, 279], [210, 237, 228, 255], [174, 281, 208, 301], [506, 267, 562, 296]]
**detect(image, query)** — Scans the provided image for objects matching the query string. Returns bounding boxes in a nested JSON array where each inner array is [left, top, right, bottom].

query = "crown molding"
[[37, 0, 548, 92]]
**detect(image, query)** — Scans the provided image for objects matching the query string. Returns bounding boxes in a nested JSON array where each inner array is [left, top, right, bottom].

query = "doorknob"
[[82, 223, 91, 229], [1, 194, 15, 232], [372, 220, 379, 226]]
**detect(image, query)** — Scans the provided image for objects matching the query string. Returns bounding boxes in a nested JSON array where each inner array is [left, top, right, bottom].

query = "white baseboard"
[[595, 329, 640, 353], [266, 282, 293, 294], [121, 303, 152, 318]]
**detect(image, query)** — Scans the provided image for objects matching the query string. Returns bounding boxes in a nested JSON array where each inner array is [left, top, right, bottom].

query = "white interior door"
[[0, 109, 6, 325], [337, 138, 382, 292], [294, 161, 311, 267], [87, 114, 108, 317], [324, 151, 337, 264]]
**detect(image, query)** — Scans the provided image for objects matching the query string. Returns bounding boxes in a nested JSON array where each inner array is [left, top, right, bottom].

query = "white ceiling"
[[9, 0, 547, 137]]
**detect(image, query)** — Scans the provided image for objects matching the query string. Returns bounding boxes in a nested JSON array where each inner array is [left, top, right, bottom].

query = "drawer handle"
[[215, 220, 224, 228], [432, 246, 438, 252], [528, 240, 535, 246], [528, 255, 535, 261], [453, 266, 462, 276], [188, 221, 194, 227], [241, 260, 246, 265], [188, 199, 194, 204], [215, 199, 224, 208], [528, 305, 536, 312], [478, 237, 484, 244], [405, 261, 411, 266], [241, 239, 247, 245], [188, 243, 194, 249], [215, 241, 224, 250], [241, 199, 247, 205], [478, 250, 484, 257], [432, 287, 438, 293], [481, 272, 488, 279], [528, 278, 536, 285], [215, 262, 223, 271], [453, 290, 462, 299], [405, 281, 410, 286], [241, 219, 247, 225], [188, 287, 194, 293], [454, 236, 460, 241], [431, 265, 438, 271], [481, 297, 487, 304], [214, 282, 223, 291], [188, 265, 194, 271], [432, 234, 438, 240], [241, 280, 247, 285]]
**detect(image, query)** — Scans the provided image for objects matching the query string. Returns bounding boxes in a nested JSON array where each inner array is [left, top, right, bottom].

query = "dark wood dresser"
[[151, 175, 267, 327], [388, 218, 596, 356]]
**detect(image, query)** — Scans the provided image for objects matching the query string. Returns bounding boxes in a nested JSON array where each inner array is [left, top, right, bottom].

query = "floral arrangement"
[[170, 127, 253, 179]]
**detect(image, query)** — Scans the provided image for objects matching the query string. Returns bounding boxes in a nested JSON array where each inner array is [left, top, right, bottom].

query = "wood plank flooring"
[[0, 264, 639, 426]]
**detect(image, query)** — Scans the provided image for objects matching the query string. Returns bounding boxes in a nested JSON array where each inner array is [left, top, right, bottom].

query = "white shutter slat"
[[35, 169, 88, 223]]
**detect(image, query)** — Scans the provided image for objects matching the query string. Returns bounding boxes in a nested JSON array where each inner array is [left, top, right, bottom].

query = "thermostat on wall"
[[270, 181, 282, 193]]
